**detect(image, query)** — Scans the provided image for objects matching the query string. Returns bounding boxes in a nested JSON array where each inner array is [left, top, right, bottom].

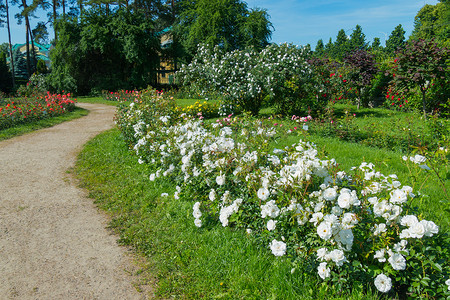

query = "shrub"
[[116, 92, 450, 298]]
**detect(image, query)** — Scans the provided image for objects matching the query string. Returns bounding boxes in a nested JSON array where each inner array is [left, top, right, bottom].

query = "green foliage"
[[348, 24, 367, 50], [0, 51, 13, 93], [410, 1, 450, 47], [174, 0, 273, 59], [12, 48, 28, 80], [343, 49, 379, 108], [114, 94, 450, 298], [48, 8, 160, 95], [385, 24, 406, 55], [177, 43, 312, 116], [389, 38, 449, 116]]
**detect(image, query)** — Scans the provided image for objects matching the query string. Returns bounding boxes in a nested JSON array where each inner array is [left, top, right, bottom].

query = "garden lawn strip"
[[0, 103, 152, 299]]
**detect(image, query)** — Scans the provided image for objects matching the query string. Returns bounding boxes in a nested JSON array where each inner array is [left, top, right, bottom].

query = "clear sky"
[[245, 0, 439, 47], [1, 0, 439, 47]]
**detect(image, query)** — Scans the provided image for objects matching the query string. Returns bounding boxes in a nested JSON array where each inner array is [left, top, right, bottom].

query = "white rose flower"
[[327, 249, 346, 266], [317, 262, 331, 279], [421, 220, 439, 237], [337, 190, 352, 209], [149, 173, 156, 181], [409, 221, 425, 238], [309, 212, 323, 226], [374, 274, 392, 293], [374, 223, 387, 236], [374, 249, 386, 262], [161, 193, 168, 197], [261, 200, 280, 218], [400, 215, 418, 227], [267, 219, 277, 231], [194, 218, 202, 227], [446, 279, 450, 291], [317, 222, 333, 240], [209, 189, 216, 201], [216, 173, 226, 186], [388, 253, 406, 270], [193, 202, 202, 219], [317, 247, 328, 261], [322, 187, 337, 201], [390, 189, 407, 204], [270, 239, 287, 256], [257, 187, 270, 201]]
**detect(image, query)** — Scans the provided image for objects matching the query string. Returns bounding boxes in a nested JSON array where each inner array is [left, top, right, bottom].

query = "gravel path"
[[0, 103, 152, 299]]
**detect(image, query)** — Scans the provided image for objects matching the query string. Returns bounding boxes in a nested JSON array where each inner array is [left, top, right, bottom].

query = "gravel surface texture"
[[0, 103, 152, 299]]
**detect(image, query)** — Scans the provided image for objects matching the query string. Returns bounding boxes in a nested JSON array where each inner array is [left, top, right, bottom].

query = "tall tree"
[[349, 24, 366, 50], [410, 1, 449, 47], [371, 37, 381, 50], [0, 0, 15, 88], [174, 0, 272, 59], [49, 8, 160, 94], [314, 39, 324, 56], [241, 7, 273, 51], [334, 28, 349, 60], [385, 24, 405, 54], [13, 0, 38, 77]]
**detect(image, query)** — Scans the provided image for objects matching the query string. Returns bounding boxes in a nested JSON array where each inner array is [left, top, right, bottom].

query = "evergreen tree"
[[349, 24, 366, 50], [314, 39, 324, 56], [324, 37, 333, 57], [334, 28, 349, 60], [0, 51, 13, 92], [371, 37, 382, 50], [385, 24, 405, 54], [12, 47, 28, 79]]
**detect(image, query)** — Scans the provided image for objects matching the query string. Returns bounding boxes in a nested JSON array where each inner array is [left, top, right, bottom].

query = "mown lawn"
[[75, 101, 449, 299]]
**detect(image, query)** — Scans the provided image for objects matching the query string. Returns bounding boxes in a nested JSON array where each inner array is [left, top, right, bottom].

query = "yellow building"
[[157, 27, 176, 85]]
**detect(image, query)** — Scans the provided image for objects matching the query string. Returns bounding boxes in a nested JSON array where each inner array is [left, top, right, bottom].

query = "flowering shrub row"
[[115, 93, 450, 298], [0, 92, 76, 130], [101, 89, 141, 102]]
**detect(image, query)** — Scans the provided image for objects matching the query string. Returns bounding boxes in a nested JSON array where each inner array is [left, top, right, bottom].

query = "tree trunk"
[[6, 0, 16, 89], [22, 0, 31, 78], [29, 26, 37, 74], [53, 0, 58, 41]]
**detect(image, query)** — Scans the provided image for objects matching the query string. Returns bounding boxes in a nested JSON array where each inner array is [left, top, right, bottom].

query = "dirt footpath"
[[0, 103, 152, 299]]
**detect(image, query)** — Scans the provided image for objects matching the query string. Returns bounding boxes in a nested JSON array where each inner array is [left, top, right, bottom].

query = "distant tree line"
[[0, 0, 447, 96]]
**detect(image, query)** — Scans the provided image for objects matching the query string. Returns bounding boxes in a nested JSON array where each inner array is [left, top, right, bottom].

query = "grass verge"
[[0, 107, 88, 141], [75, 128, 396, 299]]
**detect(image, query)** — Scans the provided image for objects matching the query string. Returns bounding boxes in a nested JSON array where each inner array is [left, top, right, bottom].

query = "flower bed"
[[0, 92, 76, 130], [115, 92, 450, 298], [101, 89, 142, 102]]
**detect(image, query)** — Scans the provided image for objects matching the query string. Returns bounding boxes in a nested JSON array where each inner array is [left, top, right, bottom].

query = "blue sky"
[[1, 0, 439, 46], [246, 0, 438, 47]]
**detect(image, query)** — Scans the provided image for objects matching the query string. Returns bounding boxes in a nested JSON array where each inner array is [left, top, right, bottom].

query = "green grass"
[[75, 103, 448, 299], [75, 129, 394, 299], [0, 107, 89, 141], [77, 96, 123, 106]]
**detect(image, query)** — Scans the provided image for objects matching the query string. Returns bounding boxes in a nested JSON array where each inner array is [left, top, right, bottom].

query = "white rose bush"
[[177, 43, 322, 116], [115, 89, 450, 298]]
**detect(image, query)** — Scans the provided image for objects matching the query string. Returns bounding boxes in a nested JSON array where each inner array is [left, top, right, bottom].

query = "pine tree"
[[12, 48, 28, 79], [314, 39, 324, 56], [385, 24, 406, 54], [349, 24, 366, 50], [334, 29, 349, 60]]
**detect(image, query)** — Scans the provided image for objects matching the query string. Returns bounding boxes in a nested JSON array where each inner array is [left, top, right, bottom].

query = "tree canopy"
[[173, 0, 273, 59]]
